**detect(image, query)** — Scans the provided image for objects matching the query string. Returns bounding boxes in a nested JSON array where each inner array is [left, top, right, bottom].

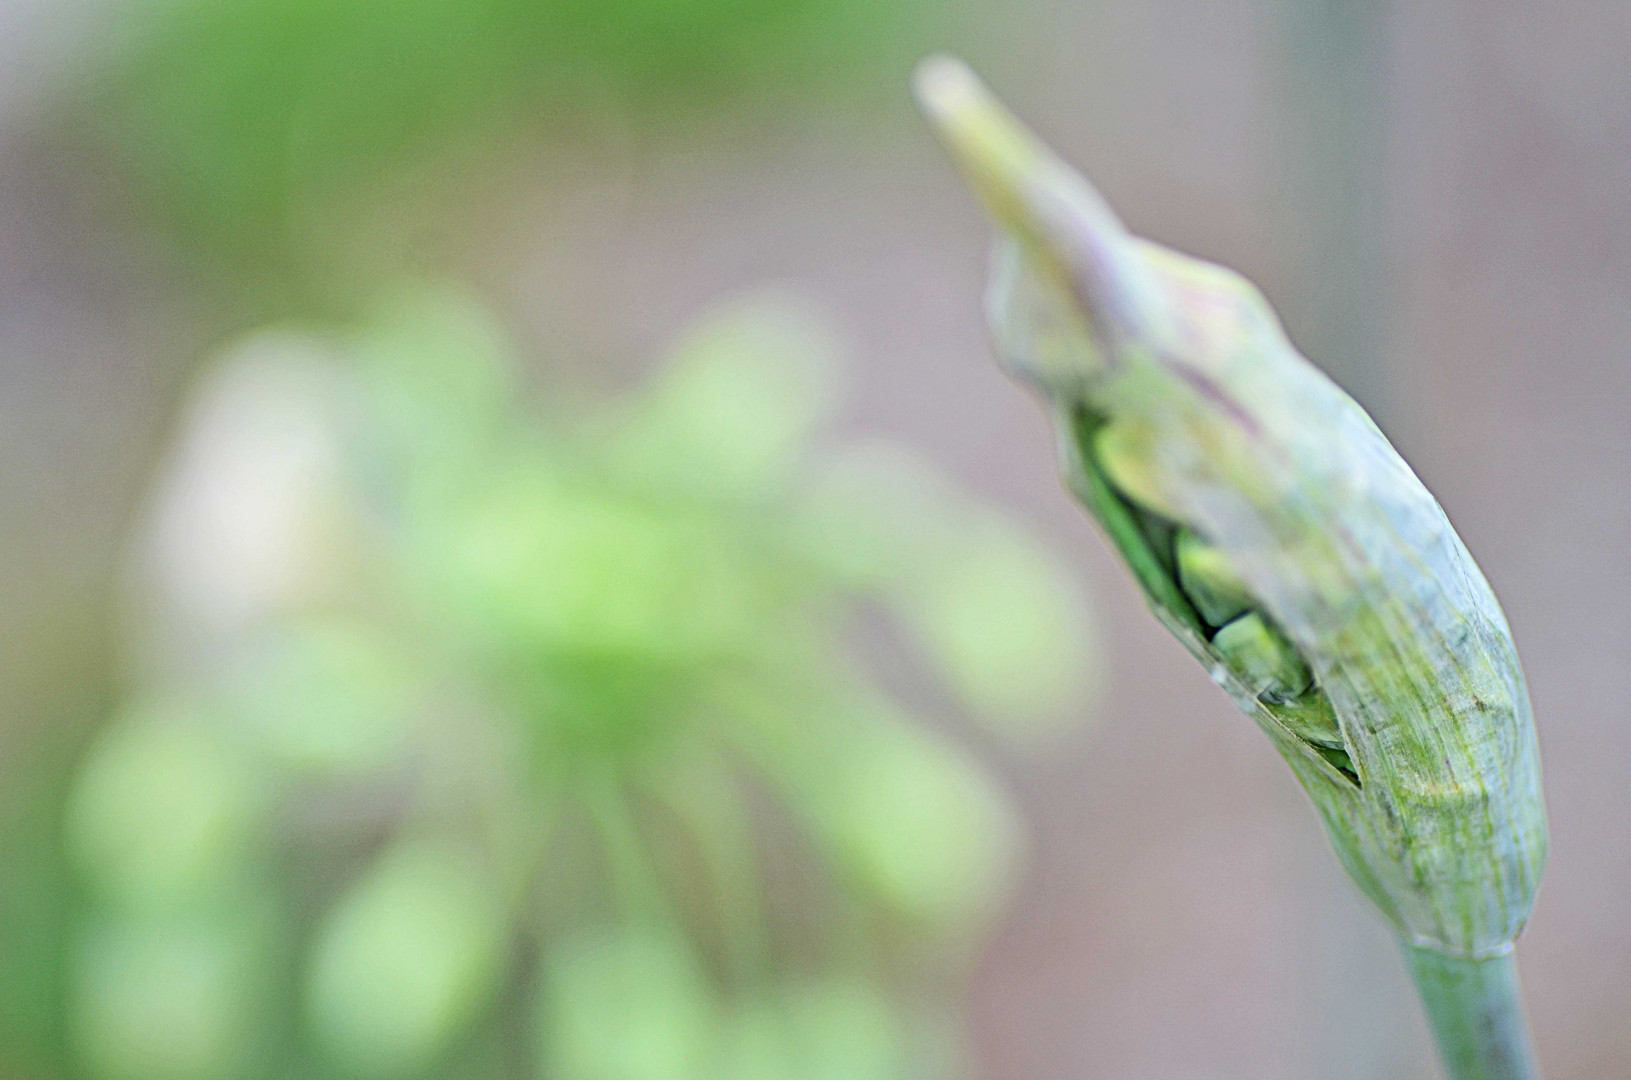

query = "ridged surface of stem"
[[1405, 946, 1539, 1080]]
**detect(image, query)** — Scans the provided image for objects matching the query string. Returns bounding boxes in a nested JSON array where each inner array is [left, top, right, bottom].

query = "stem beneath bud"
[[1404, 945, 1540, 1080]]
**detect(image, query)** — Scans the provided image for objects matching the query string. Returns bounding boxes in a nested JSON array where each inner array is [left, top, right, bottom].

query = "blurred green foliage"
[[73, 0, 938, 282], [62, 285, 1095, 1080]]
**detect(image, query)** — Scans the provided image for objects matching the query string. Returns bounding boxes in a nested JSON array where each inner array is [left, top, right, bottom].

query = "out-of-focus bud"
[[220, 619, 416, 775], [537, 928, 717, 1080], [66, 703, 260, 910], [817, 712, 1019, 931], [789, 439, 1098, 743], [603, 292, 842, 504], [429, 471, 762, 670], [127, 335, 356, 674], [71, 906, 271, 1080], [306, 839, 506, 1077]]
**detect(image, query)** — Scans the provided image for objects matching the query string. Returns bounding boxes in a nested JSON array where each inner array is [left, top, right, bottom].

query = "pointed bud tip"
[[908, 54, 1041, 228], [911, 55, 985, 131], [909, 55, 1162, 346]]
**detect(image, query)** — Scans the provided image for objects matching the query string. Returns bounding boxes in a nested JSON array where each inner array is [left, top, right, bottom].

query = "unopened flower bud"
[[914, 55, 1547, 965]]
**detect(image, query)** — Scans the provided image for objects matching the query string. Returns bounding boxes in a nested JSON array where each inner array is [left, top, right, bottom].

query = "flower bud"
[[915, 56, 1547, 959]]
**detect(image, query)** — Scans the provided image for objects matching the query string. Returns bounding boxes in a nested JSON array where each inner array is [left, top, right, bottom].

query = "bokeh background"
[[2, 1, 1629, 1078]]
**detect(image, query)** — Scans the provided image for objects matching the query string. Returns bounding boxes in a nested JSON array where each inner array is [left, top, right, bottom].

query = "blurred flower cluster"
[[65, 285, 1095, 1080]]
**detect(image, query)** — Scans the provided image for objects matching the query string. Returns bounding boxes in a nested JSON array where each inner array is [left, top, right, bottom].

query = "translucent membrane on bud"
[[1093, 423, 1184, 522], [1264, 694, 1344, 751], [1173, 530, 1252, 628], [1211, 612, 1311, 701]]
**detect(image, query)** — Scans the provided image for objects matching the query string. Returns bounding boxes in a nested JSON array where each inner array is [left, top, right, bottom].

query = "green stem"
[[1403, 945, 1540, 1080]]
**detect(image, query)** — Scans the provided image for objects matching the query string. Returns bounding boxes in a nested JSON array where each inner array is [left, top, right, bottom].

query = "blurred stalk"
[[1271, 0, 1391, 418], [580, 772, 672, 928], [644, 761, 771, 982]]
